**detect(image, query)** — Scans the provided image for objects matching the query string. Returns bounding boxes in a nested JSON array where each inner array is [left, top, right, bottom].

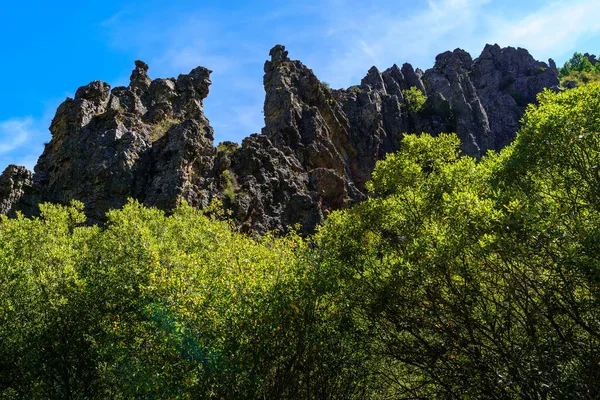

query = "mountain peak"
[[0, 44, 560, 234]]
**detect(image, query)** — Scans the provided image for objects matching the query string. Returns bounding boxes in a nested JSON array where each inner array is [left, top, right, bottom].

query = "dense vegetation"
[[2, 84, 600, 398], [559, 52, 600, 86], [401, 86, 427, 112]]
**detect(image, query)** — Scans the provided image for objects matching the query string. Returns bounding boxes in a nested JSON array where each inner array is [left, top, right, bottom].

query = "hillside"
[[0, 44, 559, 234], [2, 83, 600, 398]]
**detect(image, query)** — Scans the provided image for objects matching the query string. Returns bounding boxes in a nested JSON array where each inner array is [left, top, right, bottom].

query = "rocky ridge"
[[0, 44, 559, 234]]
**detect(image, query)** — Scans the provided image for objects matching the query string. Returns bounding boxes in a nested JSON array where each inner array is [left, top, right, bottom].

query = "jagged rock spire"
[[269, 44, 289, 66], [130, 60, 151, 91], [0, 43, 560, 235]]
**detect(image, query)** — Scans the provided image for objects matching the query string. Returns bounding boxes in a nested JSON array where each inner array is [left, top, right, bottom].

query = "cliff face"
[[26, 61, 217, 223], [0, 44, 559, 234]]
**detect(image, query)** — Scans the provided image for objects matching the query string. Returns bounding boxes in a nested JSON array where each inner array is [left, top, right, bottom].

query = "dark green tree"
[[317, 84, 600, 398]]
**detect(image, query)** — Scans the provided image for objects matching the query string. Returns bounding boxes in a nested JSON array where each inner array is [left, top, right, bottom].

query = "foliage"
[[0, 201, 368, 399], [219, 169, 238, 203], [347, 85, 362, 94], [316, 85, 600, 398], [216, 141, 240, 157], [151, 118, 181, 141], [320, 81, 332, 93], [560, 52, 596, 76], [2, 84, 600, 398], [401, 86, 427, 112], [559, 52, 600, 87], [560, 70, 600, 87]]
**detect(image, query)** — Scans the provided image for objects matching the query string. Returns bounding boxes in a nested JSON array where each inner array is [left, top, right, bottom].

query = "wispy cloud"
[[100, 9, 129, 27], [316, 0, 490, 87], [485, 0, 600, 61], [0, 117, 34, 154], [0, 101, 56, 170], [298, 0, 600, 88]]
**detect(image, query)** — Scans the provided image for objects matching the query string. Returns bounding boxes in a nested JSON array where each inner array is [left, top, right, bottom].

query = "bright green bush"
[[316, 85, 600, 398], [2, 84, 600, 399], [0, 201, 368, 399], [559, 52, 600, 87], [401, 86, 427, 112]]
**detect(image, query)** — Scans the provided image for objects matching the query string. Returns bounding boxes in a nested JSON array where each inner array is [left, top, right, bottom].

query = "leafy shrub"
[[151, 118, 181, 141], [3, 84, 600, 399], [320, 81, 332, 93], [317, 85, 600, 398], [401, 86, 427, 112], [559, 52, 600, 88], [0, 200, 368, 398]]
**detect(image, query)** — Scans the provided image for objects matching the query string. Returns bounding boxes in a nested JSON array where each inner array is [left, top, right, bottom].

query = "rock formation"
[[14, 62, 216, 223], [0, 44, 559, 234], [0, 165, 33, 216]]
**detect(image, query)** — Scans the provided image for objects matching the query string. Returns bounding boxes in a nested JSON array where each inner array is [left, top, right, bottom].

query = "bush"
[[0, 200, 369, 398], [317, 85, 600, 398], [401, 86, 427, 112], [559, 52, 600, 88]]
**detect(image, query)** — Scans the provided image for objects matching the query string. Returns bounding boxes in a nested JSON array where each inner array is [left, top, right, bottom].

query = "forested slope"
[[2, 84, 600, 398]]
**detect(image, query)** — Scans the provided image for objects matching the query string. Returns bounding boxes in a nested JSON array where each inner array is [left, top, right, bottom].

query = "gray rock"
[[584, 53, 597, 66], [470, 44, 558, 151], [0, 43, 560, 234], [19, 61, 218, 223], [0, 165, 33, 216], [421, 48, 491, 156]]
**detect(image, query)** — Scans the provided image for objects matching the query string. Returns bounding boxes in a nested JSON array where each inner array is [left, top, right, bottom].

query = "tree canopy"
[[559, 52, 600, 86], [2, 84, 600, 398]]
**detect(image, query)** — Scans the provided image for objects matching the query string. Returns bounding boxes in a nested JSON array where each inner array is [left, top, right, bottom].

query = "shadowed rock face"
[[23, 63, 216, 223], [0, 44, 559, 234], [0, 165, 33, 216]]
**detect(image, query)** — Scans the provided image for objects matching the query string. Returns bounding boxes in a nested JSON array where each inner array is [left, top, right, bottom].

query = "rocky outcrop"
[[584, 53, 597, 66], [29, 63, 216, 223], [469, 44, 560, 151], [343, 44, 559, 159], [0, 165, 33, 216], [0, 44, 559, 234]]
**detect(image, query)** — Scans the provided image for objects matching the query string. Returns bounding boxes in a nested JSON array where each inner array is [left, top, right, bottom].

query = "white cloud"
[[312, 0, 600, 88], [485, 0, 600, 60], [100, 9, 128, 27], [0, 113, 52, 170], [0, 117, 34, 154], [318, 0, 490, 87]]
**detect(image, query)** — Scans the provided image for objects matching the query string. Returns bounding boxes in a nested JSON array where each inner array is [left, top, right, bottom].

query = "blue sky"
[[2, 0, 600, 170]]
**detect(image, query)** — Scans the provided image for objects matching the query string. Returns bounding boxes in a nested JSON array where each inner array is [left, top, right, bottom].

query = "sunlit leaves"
[[2, 84, 600, 398], [316, 85, 600, 398], [0, 200, 367, 398]]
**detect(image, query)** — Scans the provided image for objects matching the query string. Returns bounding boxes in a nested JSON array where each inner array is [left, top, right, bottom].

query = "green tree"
[[0, 202, 100, 398], [401, 86, 427, 113], [317, 82, 600, 397], [559, 52, 600, 87], [560, 52, 595, 76], [0, 200, 370, 399]]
